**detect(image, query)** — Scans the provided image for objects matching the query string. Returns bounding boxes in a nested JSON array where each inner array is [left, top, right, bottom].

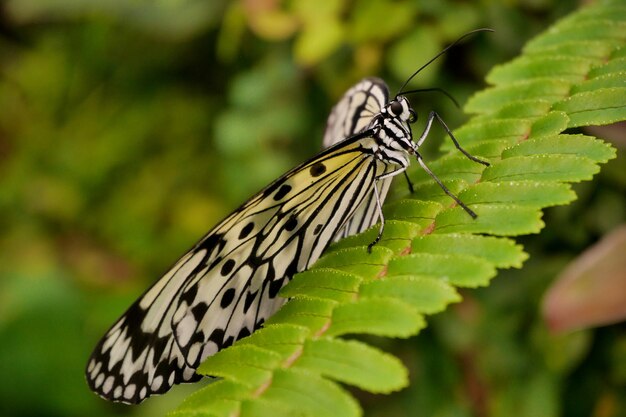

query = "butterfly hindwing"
[[323, 77, 388, 148], [323, 78, 395, 240]]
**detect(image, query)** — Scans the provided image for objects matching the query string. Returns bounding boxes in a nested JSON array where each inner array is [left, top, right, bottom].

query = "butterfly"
[[85, 32, 491, 404]]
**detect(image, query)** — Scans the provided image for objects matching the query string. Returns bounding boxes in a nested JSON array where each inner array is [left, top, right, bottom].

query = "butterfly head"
[[384, 96, 416, 124]]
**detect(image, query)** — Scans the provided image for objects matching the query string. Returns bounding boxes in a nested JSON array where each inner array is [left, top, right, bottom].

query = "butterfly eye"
[[389, 100, 403, 116]]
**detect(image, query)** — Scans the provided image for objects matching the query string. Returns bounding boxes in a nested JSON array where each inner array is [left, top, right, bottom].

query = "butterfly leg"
[[367, 179, 386, 253], [366, 165, 409, 252], [414, 150, 478, 218], [415, 111, 490, 166], [403, 171, 414, 194]]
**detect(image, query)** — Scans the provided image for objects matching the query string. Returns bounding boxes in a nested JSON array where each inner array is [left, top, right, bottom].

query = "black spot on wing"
[[237, 327, 251, 339], [208, 328, 225, 347], [268, 277, 285, 299], [185, 330, 206, 350], [198, 232, 225, 253], [284, 215, 298, 232], [273, 184, 292, 201], [309, 162, 327, 177], [220, 288, 236, 308], [223, 335, 235, 348], [239, 222, 254, 239], [151, 335, 171, 363], [220, 259, 236, 276], [179, 281, 198, 305], [244, 290, 258, 314], [191, 302, 209, 321], [209, 256, 223, 270], [205, 329, 234, 350], [247, 255, 263, 269]]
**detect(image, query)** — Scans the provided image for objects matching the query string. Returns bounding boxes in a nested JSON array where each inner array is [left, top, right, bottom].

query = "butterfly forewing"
[[86, 132, 400, 403]]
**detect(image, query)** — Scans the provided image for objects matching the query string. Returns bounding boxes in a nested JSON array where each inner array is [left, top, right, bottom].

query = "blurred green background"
[[0, 1, 624, 417]]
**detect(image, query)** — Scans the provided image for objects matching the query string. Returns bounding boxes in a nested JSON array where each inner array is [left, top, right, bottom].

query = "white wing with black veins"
[[86, 130, 400, 403], [323, 78, 394, 240]]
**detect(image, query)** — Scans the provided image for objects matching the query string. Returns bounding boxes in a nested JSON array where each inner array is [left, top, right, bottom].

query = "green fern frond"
[[171, 2, 623, 416]]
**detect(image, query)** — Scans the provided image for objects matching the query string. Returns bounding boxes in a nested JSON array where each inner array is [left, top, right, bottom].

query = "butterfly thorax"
[[368, 96, 414, 168]]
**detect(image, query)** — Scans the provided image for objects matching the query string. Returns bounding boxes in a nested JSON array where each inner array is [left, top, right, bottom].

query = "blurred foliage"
[[0, 1, 623, 417]]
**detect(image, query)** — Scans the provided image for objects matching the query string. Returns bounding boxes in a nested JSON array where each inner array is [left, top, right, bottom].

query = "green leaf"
[[410, 234, 528, 269], [486, 56, 594, 84], [419, 155, 487, 184], [386, 253, 496, 287], [196, 345, 282, 387], [265, 298, 336, 333], [482, 155, 600, 183], [256, 369, 360, 417], [501, 134, 616, 163], [588, 58, 626, 79], [470, 100, 552, 121], [313, 246, 394, 278], [523, 21, 626, 51], [572, 72, 626, 94], [454, 118, 532, 145], [239, 398, 297, 417], [553, 88, 626, 127], [404, 179, 471, 206], [526, 39, 616, 60], [280, 268, 362, 302], [237, 324, 310, 357], [435, 205, 544, 236], [171, 380, 251, 417], [360, 276, 460, 314], [295, 338, 408, 393], [465, 79, 571, 114], [529, 111, 569, 138], [383, 200, 444, 226], [463, 139, 519, 160], [459, 181, 576, 208], [328, 220, 423, 253], [328, 298, 425, 337]]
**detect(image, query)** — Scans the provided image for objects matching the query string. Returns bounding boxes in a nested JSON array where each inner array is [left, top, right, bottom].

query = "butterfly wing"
[[323, 78, 394, 240], [323, 77, 388, 148], [86, 133, 400, 403], [86, 252, 202, 403]]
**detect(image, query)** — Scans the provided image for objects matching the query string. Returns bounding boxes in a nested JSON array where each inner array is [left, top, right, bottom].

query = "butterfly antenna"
[[396, 28, 494, 96], [400, 87, 460, 109]]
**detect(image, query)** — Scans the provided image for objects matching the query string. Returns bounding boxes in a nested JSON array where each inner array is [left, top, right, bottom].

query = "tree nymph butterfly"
[[86, 29, 491, 404]]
